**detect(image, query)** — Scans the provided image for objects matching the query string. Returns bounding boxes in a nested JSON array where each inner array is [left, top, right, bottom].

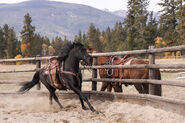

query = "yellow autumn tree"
[[155, 37, 169, 58], [48, 45, 55, 56], [14, 54, 23, 65]]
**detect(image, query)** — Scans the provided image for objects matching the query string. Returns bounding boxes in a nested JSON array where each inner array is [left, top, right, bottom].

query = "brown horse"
[[119, 57, 162, 96], [87, 47, 123, 92], [87, 47, 162, 96]]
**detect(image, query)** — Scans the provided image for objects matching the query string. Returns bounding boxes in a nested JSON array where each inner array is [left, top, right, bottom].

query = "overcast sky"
[[0, 0, 163, 12]]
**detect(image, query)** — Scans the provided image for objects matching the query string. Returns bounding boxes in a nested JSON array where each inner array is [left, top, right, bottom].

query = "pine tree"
[[124, 0, 149, 50], [158, 0, 178, 46], [20, 13, 35, 57], [6, 28, 18, 58], [87, 23, 102, 50], [176, 0, 185, 45], [103, 27, 112, 52], [43, 36, 51, 46], [51, 36, 65, 55], [112, 22, 126, 51], [87, 23, 96, 48], [63, 36, 69, 43], [0, 27, 5, 58], [95, 28, 102, 50], [74, 35, 78, 42], [32, 34, 43, 56], [15, 40, 21, 56], [78, 30, 82, 42], [82, 32, 88, 47], [3, 24, 9, 49], [143, 12, 158, 48]]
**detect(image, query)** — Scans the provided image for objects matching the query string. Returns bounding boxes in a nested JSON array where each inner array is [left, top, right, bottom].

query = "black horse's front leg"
[[78, 83, 88, 110], [79, 96, 88, 110], [49, 93, 53, 105], [70, 85, 98, 114]]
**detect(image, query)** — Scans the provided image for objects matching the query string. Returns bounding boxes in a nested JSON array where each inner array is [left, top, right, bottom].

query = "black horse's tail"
[[18, 71, 40, 93]]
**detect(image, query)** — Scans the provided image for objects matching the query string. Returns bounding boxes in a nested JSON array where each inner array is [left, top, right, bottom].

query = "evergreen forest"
[[0, 0, 184, 59]]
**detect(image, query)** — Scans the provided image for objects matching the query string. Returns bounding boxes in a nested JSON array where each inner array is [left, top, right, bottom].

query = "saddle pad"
[[124, 58, 134, 65], [45, 57, 65, 89]]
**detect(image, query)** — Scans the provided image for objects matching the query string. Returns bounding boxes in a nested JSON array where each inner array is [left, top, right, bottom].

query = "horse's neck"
[[97, 56, 109, 65], [63, 51, 80, 73]]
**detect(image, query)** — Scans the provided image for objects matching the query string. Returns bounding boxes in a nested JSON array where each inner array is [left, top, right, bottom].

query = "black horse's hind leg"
[[48, 88, 63, 109], [70, 85, 98, 114], [51, 90, 63, 109], [41, 79, 63, 109]]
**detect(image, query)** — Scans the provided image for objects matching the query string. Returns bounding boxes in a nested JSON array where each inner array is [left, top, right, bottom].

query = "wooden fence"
[[82, 45, 185, 95], [0, 45, 185, 94]]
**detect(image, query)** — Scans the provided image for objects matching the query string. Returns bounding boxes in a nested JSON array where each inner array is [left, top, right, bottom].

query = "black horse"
[[18, 42, 98, 114]]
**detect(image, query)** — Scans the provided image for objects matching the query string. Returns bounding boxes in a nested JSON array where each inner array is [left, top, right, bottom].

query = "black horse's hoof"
[[93, 111, 99, 114], [82, 106, 88, 110], [59, 106, 63, 110]]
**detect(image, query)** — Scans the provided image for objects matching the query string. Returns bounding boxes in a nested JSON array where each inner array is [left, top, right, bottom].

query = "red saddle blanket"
[[45, 57, 66, 89]]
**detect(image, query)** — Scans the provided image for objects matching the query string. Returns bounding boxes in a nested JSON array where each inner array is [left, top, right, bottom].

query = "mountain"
[[0, 0, 123, 40], [111, 9, 160, 21], [112, 10, 127, 18]]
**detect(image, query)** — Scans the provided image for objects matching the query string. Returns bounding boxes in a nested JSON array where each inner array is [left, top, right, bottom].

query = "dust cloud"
[[0, 94, 184, 123]]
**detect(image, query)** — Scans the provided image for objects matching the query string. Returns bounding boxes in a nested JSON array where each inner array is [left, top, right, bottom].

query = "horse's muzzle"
[[81, 55, 92, 66]]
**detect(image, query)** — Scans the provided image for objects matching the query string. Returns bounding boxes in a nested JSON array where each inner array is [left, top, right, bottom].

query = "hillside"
[[0, 0, 123, 39]]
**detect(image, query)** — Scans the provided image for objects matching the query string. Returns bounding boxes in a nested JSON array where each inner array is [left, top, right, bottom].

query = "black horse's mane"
[[57, 42, 83, 61]]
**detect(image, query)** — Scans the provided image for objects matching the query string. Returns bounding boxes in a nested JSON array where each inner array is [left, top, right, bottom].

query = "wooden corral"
[[0, 45, 185, 110]]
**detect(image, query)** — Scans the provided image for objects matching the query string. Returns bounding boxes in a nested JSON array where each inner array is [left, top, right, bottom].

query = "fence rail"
[[83, 78, 185, 87], [91, 45, 185, 57], [0, 56, 55, 63], [0, 69, 36, 73], [0, 45, 185, 95], [82, 64, 185, 69]]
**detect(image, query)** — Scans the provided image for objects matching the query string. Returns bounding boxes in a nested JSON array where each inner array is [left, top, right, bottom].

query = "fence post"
[[36, 55, 41, 90], [92, 57, 97, 91], [148, 46, 162, 96], [149, 46, 156, 95]]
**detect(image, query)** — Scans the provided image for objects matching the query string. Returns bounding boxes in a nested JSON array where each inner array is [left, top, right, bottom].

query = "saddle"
[[45, 57, 67, 89], [111, 57, 124, 78], [110, 55, 133, 78]]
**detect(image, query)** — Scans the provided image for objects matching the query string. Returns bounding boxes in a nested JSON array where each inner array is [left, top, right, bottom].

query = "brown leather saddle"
[[111, 57, 124, 78], [44, 57, 81, 89], [45, 57, 67, 89], [110, 55, 132, 78]]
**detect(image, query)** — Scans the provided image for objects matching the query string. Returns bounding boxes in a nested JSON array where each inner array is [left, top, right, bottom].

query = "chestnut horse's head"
[[86, 46, 109, 65]]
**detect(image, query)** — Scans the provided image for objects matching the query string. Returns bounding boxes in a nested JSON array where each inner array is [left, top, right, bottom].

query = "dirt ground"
[[0, 58, 185, 123], [0, 94, 184, 123]]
